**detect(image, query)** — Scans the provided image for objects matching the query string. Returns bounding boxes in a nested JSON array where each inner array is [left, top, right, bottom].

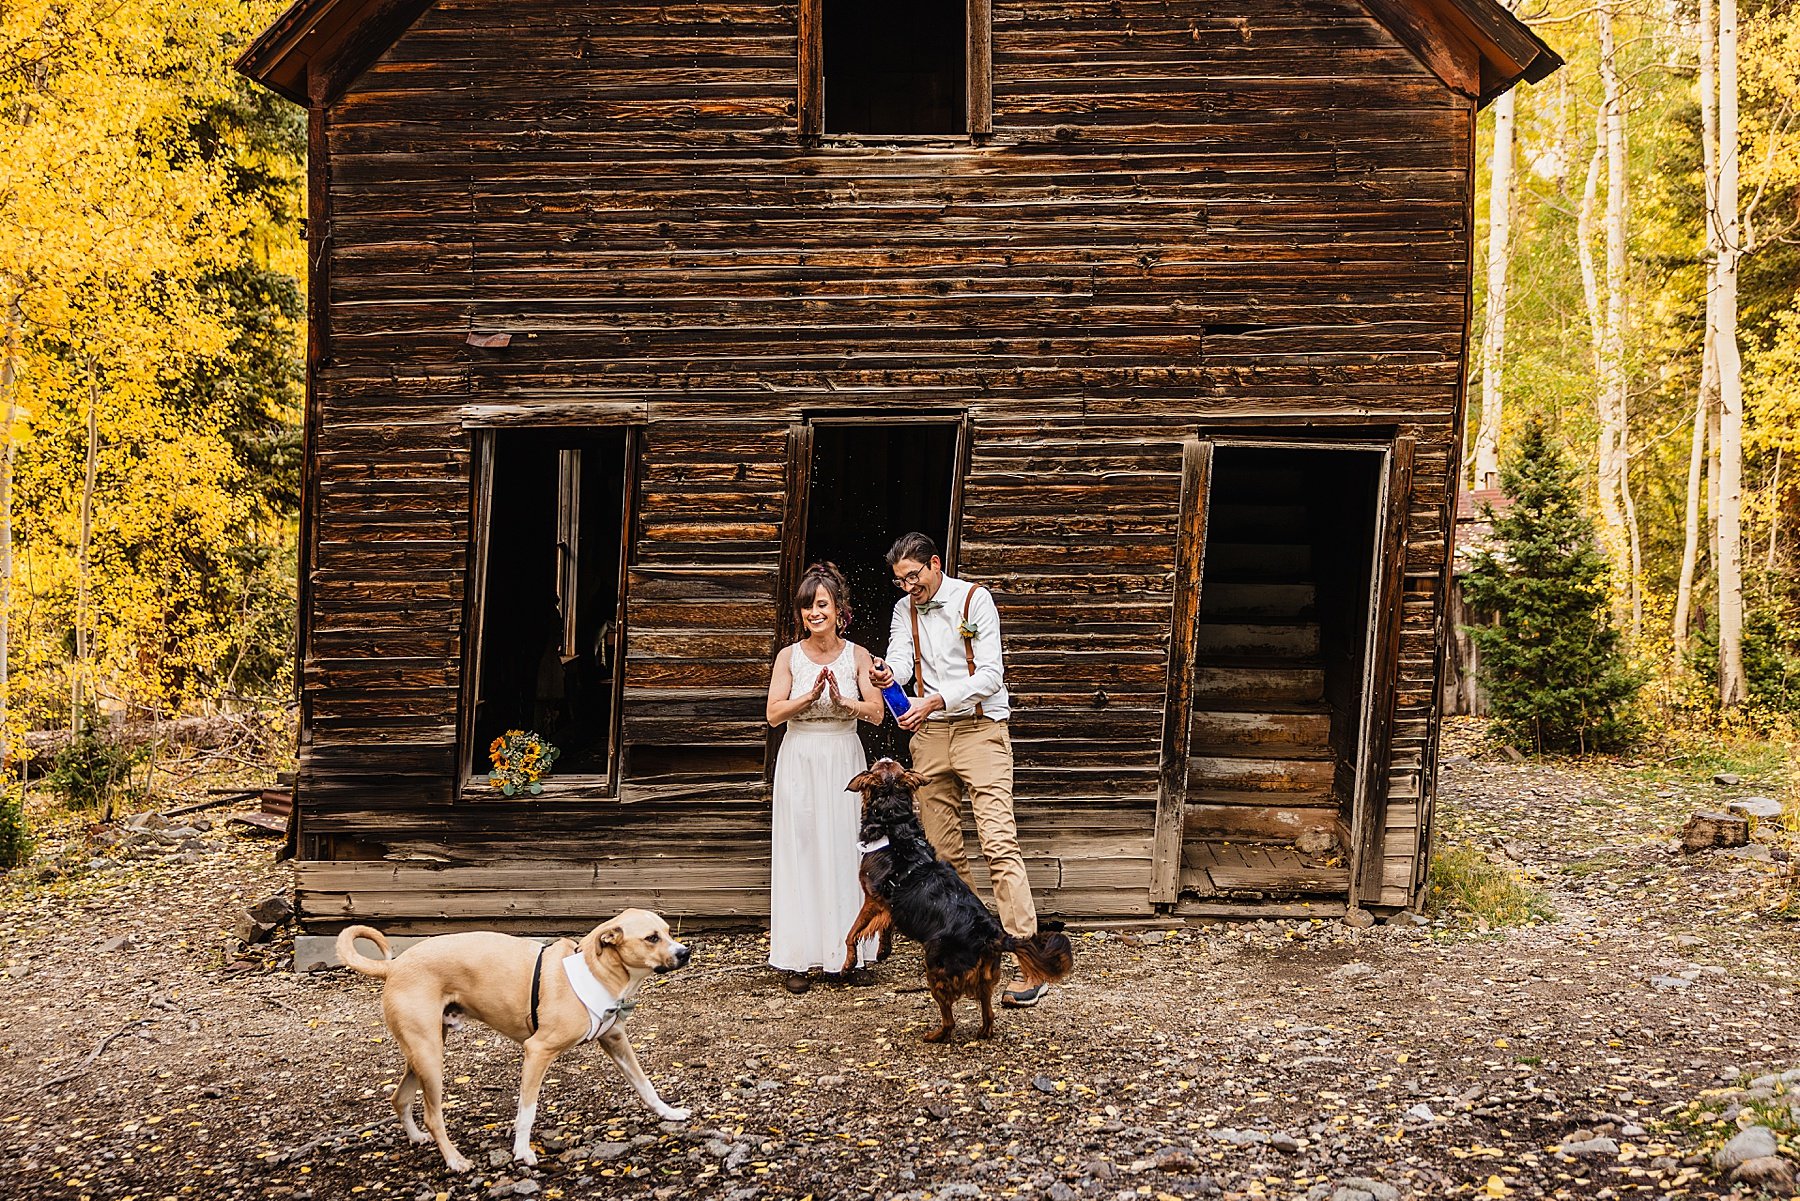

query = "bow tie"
[[914, 599, 946, 614]]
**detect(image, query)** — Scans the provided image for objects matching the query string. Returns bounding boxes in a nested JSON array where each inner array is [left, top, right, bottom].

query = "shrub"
[[45, 723, 145, 820], [1461, 421, 1642, 753], [1684, 598, 1800, 715], [0, 788, 30, 869]]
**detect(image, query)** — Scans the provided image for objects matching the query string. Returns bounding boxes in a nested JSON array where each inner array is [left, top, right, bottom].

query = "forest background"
[[0, 0, 1797, 787]]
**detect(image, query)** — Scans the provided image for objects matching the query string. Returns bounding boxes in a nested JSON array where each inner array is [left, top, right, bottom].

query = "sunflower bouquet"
[[487, 729, 561, 796]]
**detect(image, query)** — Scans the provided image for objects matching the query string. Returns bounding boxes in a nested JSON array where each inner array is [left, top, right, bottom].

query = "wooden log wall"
[[294, 0, 1474, 930]]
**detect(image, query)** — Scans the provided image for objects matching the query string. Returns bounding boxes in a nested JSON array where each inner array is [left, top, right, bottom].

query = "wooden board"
[[1150, 436, 1210, 903], [1179, 840, 1351, 898], [1351, 436, 1416, 904]]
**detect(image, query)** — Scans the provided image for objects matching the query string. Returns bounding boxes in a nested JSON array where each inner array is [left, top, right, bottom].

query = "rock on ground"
[[1682, 810, 1751, 851], [1716, 1125, 1781, 1170], [1730, 1155, 1798, 1193]]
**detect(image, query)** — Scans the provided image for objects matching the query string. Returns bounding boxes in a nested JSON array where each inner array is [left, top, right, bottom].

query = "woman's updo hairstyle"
[[794, 561, 852, 634]]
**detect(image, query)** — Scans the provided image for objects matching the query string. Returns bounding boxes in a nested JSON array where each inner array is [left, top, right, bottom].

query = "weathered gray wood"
[[458, 402, 646, 427], [1362, 0, 1480, 98], [1150, 437, 1210, 904], [454, 431, 493, 780], [1351, 436, 1415, 904], [764, 420, 814, 781], [798, 0, 822, 140], [968, 0, 994, 137], [607, 427, 642, 794]]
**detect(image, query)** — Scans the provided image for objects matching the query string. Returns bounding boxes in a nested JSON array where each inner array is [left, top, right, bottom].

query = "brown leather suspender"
[[963, 586, 984, 720], [909, 602, 923, 700], [910, 584, 986, 719]]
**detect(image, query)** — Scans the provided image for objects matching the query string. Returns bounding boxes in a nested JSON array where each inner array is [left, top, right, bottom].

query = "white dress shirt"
[[887, 575, 1010, 721]]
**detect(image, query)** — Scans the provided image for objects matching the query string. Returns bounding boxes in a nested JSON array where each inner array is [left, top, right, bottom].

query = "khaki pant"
[[909, 718, 1037, 938]]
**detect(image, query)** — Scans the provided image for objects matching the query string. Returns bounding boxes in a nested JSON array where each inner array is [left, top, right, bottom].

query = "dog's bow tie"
[[913, 600, 945, 613]]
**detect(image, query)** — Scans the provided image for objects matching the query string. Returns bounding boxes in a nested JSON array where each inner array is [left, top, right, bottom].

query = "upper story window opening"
[[823, 0, 968, 135]]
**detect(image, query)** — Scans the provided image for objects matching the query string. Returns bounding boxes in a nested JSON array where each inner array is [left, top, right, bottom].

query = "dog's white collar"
[[857, 835, 890, 854], [561, 953, 621, 1042]]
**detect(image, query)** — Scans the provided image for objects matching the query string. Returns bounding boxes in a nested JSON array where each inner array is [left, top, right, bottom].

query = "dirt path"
[[3, 722, 1798, 1200]]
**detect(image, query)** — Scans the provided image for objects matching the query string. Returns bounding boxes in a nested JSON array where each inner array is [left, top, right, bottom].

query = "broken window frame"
[[458, 420, 642, 799]]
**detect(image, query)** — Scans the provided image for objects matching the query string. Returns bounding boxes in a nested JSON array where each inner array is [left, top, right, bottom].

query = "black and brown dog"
[[841, 758, 1074, 1042]]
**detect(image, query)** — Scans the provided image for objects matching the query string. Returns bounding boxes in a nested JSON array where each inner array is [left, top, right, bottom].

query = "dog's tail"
[[1002, 919, 1074, 987], [336, 925, 394, 978]]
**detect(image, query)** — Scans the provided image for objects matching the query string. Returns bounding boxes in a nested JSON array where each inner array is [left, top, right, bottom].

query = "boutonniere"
[[958, 620, 980, 641]]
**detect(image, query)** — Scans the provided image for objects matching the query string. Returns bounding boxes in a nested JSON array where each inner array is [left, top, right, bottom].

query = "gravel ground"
[[3, 720, 1799, 1201]]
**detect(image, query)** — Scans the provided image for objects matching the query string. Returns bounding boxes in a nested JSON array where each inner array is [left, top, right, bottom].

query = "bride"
[[765, 562, 884, 993]]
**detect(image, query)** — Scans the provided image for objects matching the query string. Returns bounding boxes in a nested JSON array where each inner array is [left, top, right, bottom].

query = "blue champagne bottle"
[[880, 680, 911, 723]]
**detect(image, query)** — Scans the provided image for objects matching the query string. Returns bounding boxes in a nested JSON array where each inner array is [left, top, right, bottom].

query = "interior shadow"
[[805, 421, 959, 764]]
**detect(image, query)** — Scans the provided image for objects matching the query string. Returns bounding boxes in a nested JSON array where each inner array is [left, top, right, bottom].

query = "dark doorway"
[[824, 0, 966, 135], [1179, 445, 1384, 903], [473, 429, 631, 781], [804, 420, 961, 761]]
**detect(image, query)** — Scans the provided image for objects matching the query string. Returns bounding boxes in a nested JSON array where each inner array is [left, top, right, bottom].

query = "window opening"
[[473, 428, 630, 780], [824, 0, 967, 135]]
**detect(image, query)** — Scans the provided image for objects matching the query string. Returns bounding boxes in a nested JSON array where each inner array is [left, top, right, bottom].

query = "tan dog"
[[336, 908, 691, 1172]]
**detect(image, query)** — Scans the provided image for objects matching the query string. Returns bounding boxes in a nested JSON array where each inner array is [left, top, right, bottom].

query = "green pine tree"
[[0, 788, 31, 870], [1461, 422, 1642, 753]]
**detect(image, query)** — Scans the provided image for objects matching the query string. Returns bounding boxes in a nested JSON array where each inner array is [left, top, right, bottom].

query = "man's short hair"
[[885, 532, 939, 568]]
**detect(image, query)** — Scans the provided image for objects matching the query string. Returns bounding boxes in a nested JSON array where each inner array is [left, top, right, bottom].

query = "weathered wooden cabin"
[[238, 0, 1558, 943]]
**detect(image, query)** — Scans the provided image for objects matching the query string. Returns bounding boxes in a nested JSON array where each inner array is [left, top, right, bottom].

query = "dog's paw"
[[445, 1153, 474, 1174], [655, 1105, 691, 1122], [514, 1147, 539, 1167], [406, 1128, 432, 1146]]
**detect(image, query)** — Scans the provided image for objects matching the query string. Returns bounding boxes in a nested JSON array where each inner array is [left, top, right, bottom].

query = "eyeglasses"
[[892, 568, 927, 590]]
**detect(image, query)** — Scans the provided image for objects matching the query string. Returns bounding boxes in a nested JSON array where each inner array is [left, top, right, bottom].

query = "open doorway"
[[470, 428, 632, 785], [1178, 444, 1385, 903], [801, 419, 962, 762]]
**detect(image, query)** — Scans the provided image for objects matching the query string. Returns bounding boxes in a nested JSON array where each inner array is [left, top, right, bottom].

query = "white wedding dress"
[[769, 640, 878, 973]]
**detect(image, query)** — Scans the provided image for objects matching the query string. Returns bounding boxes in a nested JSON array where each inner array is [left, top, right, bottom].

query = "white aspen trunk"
[[1597, 3, 1635, 631], [1673, 385, 1708, 662], [1678, 0, 1722, 665], [1474, 85, 1516, 491], [1672, 347, 1709, 664], [1622, 449, 1645, 638], [1577, 115, 1605, 375], [1575, 109, 1620, 622], [1709, 374, 1722, 570], [1715, 0, 1747, 704]]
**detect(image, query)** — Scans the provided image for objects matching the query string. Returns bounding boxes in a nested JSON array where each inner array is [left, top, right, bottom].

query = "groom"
[[869, 532, 1048, 1008]]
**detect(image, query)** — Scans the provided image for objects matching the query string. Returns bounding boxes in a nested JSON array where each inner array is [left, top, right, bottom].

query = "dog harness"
[[528, 943, 549, 1033], [525, 943, 622, 1042], [560, 952, 622, 1042], [856, 835, 890, 854]]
